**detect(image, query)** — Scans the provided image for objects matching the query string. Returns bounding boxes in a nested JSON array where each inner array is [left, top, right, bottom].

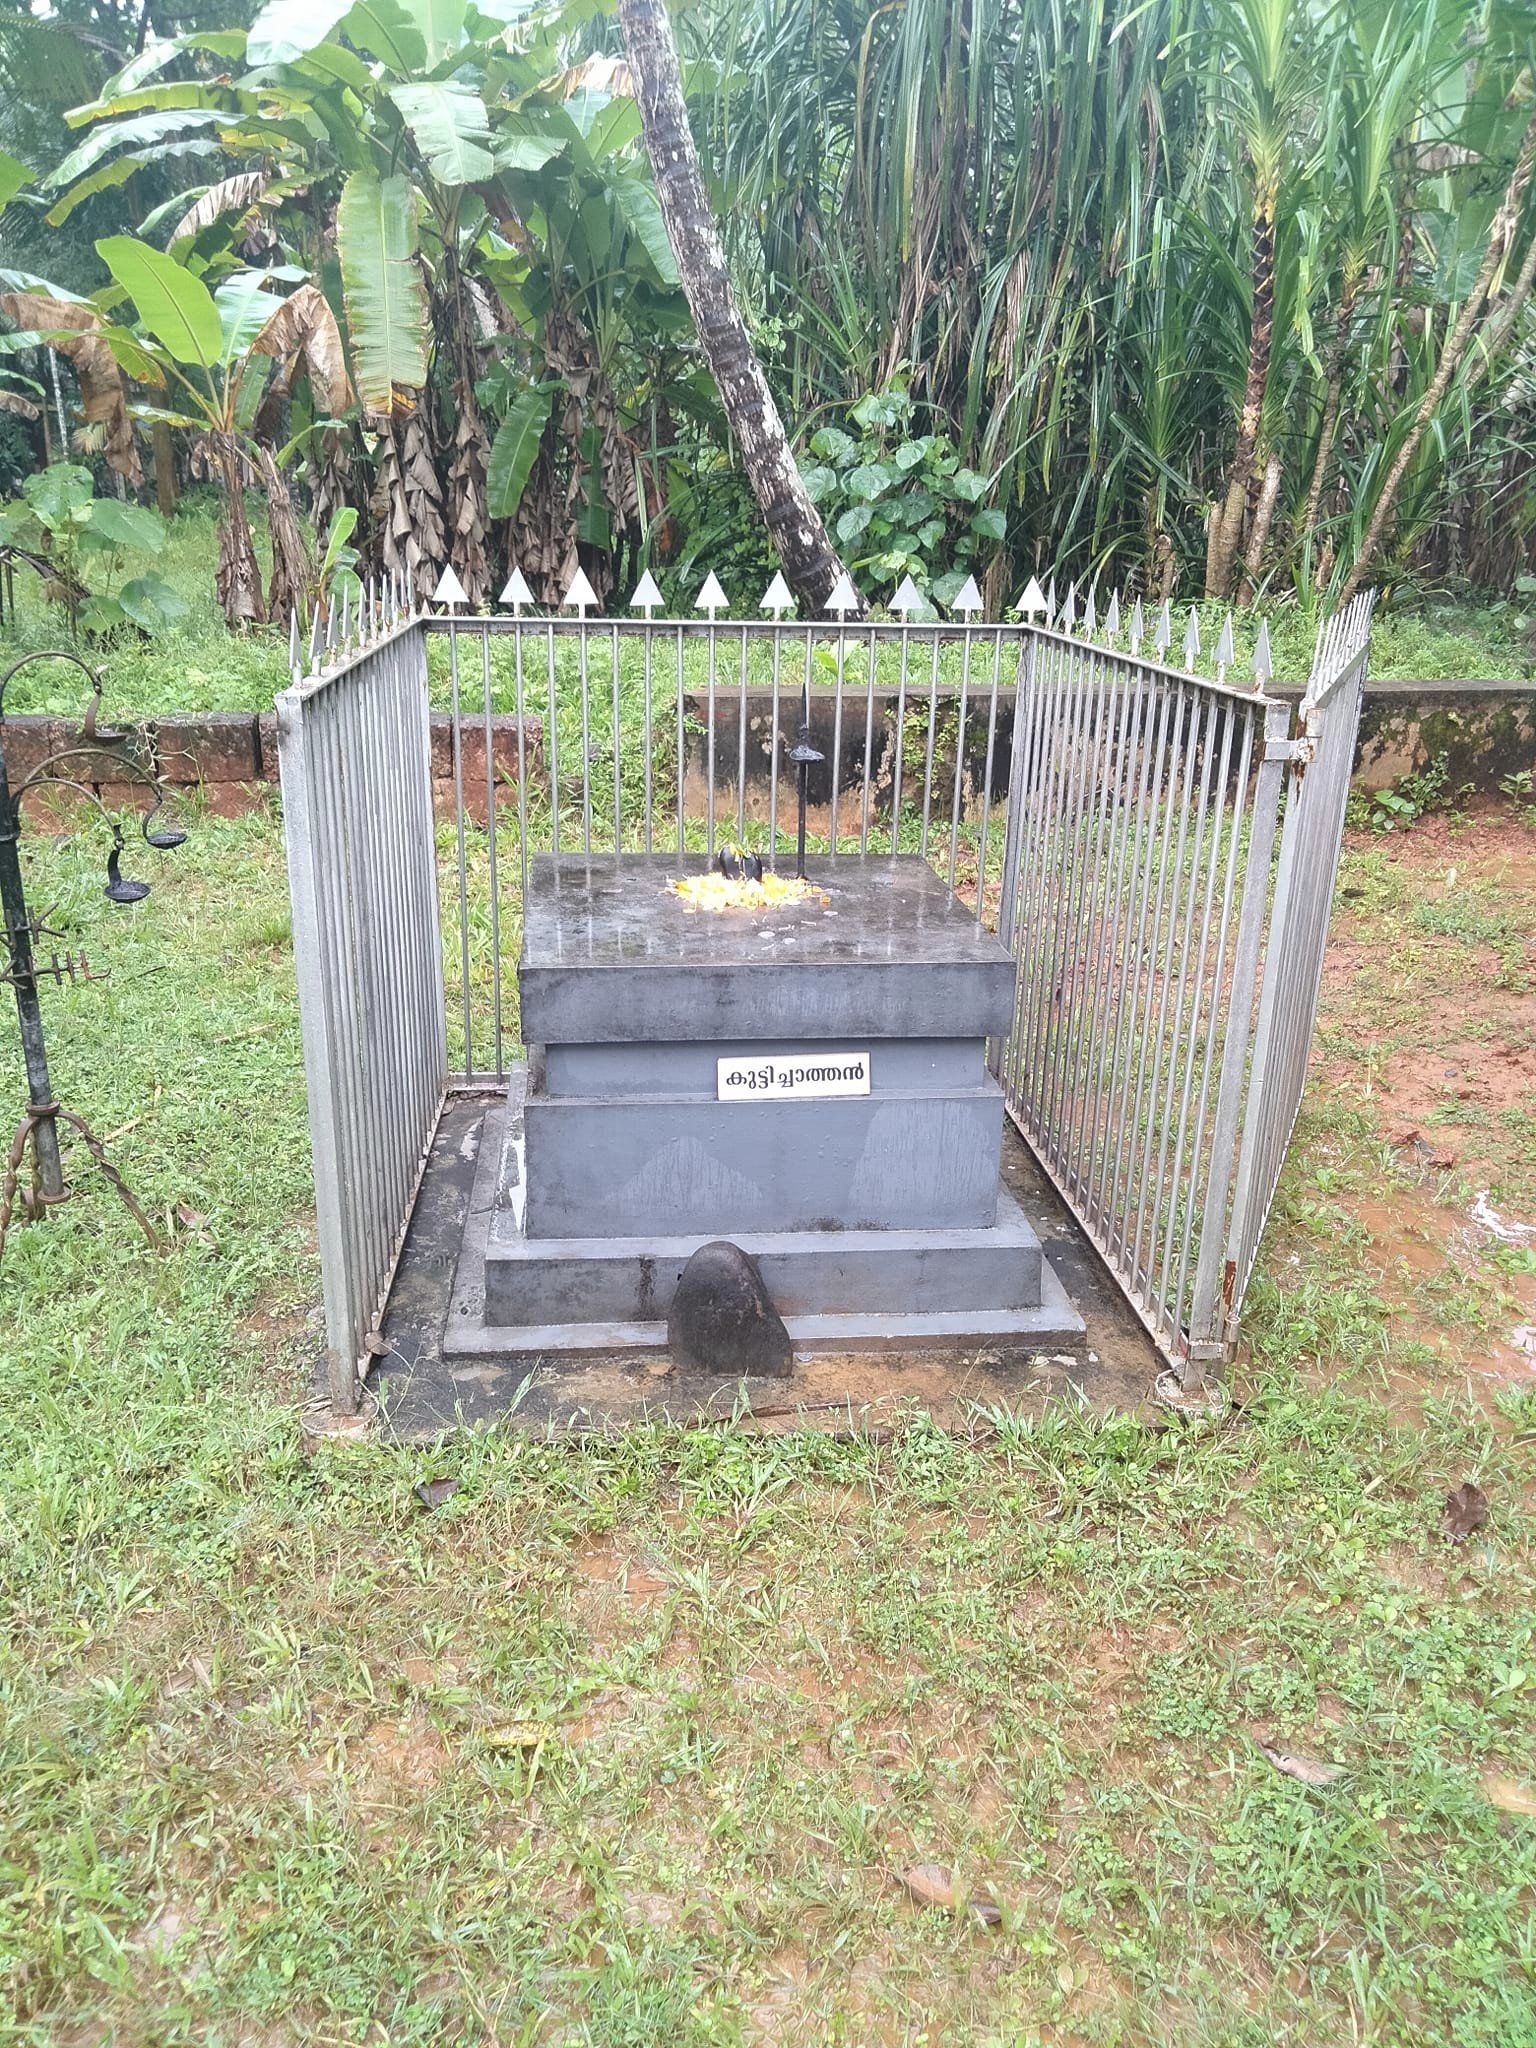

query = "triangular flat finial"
[[1019, 576, 1047, 617], [826, 570, 860, 617], [630, 569, 664, 613], [501, 566, 534, 610], [1105, 590, 1121, 640], [1154, 600, 1172, 655], [1083, 585, 1098, 635], [434, 565, 468, 609], [760, 570, 793, 615], [1062, 581, 1078, 631], [1129, 596, 1145, 654], [695, 571, 728, 615], [565, 566, 599, 611], [891, 573, 924, 616], [1183, 607, 1201, 670], [951, 574, 984, 615]]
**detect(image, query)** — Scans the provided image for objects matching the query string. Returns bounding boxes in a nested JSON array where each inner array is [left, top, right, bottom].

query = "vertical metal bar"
[[547, 620, 560, 856], [859, 624, 877, 853], [768, 626, 782, 865], [919, 630, 940, 860], [675, 624, 685, 857], [706, 619, 717, 861], [578, 614, 592, 853], [611, 619, 623, 853], [447, 618, 472, 1079], [642, 618, 654, 854], [737, 625, 749, 845], [482, 626, 503, 1080], [974, 628, 1003, 926], [891, 621, 911, 854], [829, 625, 845, 858], [513, 615, 530, 945], [947, 626, 972, 890]]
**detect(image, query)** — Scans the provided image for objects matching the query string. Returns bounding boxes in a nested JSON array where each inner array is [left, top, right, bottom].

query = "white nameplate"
[[717, 1051, 871, 1100]]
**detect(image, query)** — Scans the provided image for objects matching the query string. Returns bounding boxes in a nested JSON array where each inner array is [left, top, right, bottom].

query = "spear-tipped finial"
[[694, 570, 728, 616], [1129, 596, 1145, 654], [500, 566, 534, 612], [1253, 618, 1274, 688], [1045, 577, 1057, 622], [1214, 613, 1235, 682], [1105, 590, 1121, 641], [565, 565, 599, 612], [1182, 608, 1201, 671], [288, 608, 300, 678], [1154, 600, 1172, 656], [760, 570, 793, 616], [1083, 585, 1098, 636], [1062, 581, 1078, 632], [630, 568, 664, 614]]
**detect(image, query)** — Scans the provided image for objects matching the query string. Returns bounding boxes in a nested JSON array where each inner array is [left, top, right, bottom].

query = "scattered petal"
[[1444, 1482, 1490, 1543], [898, 1862, 1002, 1925]]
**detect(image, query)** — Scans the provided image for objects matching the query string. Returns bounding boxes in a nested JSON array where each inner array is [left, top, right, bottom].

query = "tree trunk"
[[259, 447, 310, 626], [1341, 105, 1536, 606], [152, 418, 177, 521], [1238, 453, 1282, 600], [618, 0, 857, 615], [1207, 180, 1277, 599], [1301, 272, 1361, 550], [213, 434, 265, 630]]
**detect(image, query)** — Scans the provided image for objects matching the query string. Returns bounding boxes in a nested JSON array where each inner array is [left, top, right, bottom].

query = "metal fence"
[[277, 577, 1370, 1411]]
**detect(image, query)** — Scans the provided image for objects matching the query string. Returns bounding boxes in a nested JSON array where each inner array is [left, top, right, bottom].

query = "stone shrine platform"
[[446, 854, 1083, 1361]]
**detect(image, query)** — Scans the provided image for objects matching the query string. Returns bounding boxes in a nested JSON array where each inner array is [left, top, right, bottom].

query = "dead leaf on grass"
[[1443, 1481, 1490, 1543], [1254, 1738, 1346, 1787], [898, 1862, 1003, 1925], [174, 1202, 217, 1245], [413, 1476, 459, 1511], [1481, 1770, 1536, 1818]]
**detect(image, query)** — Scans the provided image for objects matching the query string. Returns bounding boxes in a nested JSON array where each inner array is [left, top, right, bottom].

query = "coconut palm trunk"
[[617, 0, 856, 614], [1207, 177, 1277, 599]]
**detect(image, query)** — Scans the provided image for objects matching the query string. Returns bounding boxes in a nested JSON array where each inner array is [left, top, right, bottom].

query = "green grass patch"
[[1, 808, 1534, 2043]]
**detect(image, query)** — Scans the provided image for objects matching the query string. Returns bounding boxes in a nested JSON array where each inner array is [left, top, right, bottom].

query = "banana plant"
[[6, 244, 352, 627]]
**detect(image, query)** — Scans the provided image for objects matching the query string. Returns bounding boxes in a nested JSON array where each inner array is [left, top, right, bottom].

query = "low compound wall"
[[1, 680, 1529, 818], [1, 710, 544, 823]]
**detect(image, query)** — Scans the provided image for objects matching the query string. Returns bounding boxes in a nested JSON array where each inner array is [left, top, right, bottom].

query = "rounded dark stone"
[[667, 1239, 792, 1377]]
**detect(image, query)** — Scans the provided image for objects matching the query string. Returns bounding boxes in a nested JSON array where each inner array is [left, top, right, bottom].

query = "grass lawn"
[[2, 498, 1535, 720], [1, 792, 1535, 2046]]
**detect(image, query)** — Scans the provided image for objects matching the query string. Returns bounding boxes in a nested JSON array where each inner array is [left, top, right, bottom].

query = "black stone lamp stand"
[[0, 651, 186, 1263]]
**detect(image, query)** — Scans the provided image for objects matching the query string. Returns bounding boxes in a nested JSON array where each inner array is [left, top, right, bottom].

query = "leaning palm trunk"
[[618, 0, 855, 613], [1341, 105, 1536, 606]]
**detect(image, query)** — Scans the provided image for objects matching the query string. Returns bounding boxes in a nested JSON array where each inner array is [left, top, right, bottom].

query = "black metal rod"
[[0, 744, 63, 1201]]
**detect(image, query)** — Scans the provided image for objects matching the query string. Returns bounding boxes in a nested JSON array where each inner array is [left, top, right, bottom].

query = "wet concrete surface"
[[366, 1094, 1162, 1440]]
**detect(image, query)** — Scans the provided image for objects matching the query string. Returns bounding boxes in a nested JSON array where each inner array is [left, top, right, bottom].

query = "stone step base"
[[446, 1087, 1086, 1364], [487, 1187, 1045, 1325]]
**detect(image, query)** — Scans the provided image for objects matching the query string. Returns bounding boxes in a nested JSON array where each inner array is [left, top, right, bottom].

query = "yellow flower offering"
[[669, 869, 829, 913]]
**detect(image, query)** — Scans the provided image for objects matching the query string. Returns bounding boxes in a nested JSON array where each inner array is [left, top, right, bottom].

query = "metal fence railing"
[[276, 576, 1370, 1412], [275, 581, 446, 1411]]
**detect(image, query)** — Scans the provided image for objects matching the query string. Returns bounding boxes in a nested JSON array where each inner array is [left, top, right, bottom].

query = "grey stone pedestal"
[[450, 855, 1083, 1361]]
